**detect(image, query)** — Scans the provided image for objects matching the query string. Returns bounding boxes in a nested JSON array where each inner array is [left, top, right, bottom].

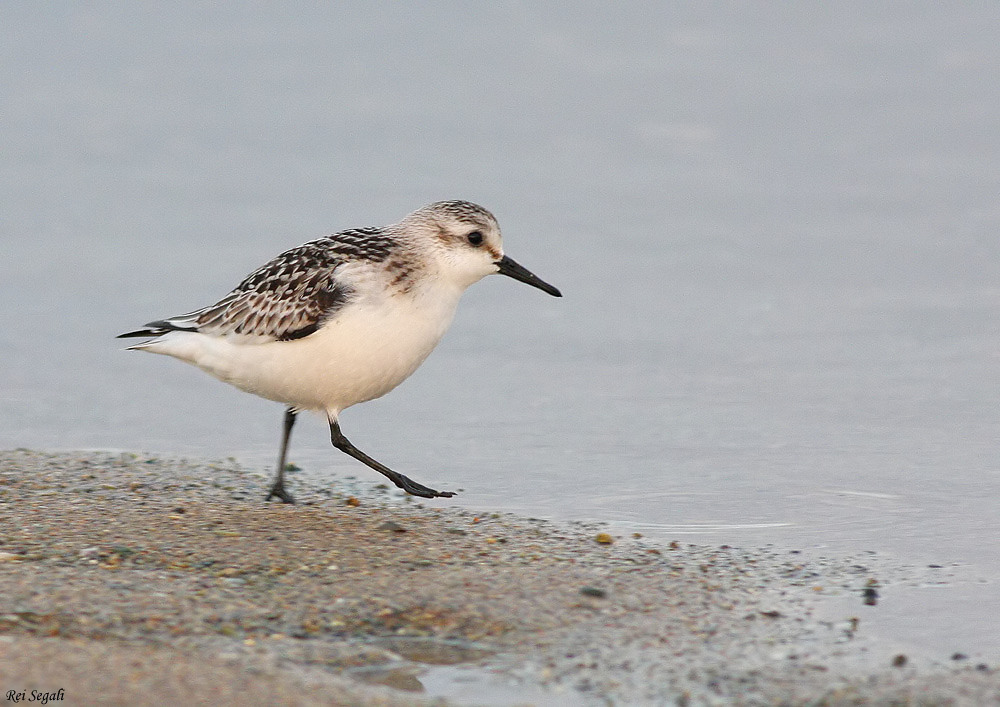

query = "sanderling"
[[118, 200, 561, 503]]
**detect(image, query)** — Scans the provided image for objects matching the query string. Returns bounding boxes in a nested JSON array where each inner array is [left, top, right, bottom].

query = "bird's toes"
[[400, 477, 456, 499], [265, 487, 297, 504]]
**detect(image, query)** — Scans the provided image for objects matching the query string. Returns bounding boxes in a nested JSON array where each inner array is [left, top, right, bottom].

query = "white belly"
[[137, 292, 460, 415]]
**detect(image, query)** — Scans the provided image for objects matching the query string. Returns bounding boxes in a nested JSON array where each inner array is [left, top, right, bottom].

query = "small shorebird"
[[118, 200, 561, 503]]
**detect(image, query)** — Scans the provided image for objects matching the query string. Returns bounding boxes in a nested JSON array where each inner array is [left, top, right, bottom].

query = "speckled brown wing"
[[118, 228, 397, 342], [193, 242, 351, 341]]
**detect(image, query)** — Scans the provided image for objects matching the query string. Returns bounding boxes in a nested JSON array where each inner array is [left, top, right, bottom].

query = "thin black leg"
[[328, 417, 455, 499], [265, 407, 297, 503]]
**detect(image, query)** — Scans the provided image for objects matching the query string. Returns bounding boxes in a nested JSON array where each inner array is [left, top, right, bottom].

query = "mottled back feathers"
[[118, 228, 398, 342]]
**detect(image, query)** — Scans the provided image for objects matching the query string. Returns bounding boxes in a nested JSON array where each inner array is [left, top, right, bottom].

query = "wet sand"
[[0, 449, 997, 705]]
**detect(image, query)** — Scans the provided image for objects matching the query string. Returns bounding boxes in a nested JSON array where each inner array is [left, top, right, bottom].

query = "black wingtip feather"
[[117, 320, 198, 339]]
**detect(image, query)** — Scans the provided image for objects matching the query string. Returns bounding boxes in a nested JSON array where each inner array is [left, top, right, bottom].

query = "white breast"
[[139, 285, 463, 416]]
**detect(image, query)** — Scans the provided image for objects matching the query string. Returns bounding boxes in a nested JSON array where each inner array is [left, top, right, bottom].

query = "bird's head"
[[400, 200, 562, 297]]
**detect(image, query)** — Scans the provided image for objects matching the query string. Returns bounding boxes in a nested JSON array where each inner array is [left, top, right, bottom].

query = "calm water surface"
[[4, 3, 1000, 662]]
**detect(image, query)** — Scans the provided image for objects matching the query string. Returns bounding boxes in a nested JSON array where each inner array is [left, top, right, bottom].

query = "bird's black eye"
[[466, 231, 484, 246]]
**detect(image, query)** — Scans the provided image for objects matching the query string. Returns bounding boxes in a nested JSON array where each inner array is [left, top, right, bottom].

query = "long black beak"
[[495, 255, 562, 297]]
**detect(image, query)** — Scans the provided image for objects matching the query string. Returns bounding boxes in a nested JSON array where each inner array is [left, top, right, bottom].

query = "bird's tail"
[[117, 315, 201, 341]]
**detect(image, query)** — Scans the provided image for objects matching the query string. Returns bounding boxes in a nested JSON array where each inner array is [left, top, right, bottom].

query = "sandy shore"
[[0, 449, 996, 705]]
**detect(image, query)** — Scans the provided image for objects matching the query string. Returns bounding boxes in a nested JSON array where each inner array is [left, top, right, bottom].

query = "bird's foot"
[[395, 473, 456, 499], [265, 483, 296, 504]]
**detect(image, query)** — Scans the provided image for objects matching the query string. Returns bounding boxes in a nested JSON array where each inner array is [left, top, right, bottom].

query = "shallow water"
[[4, 3, 1000, 666]]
